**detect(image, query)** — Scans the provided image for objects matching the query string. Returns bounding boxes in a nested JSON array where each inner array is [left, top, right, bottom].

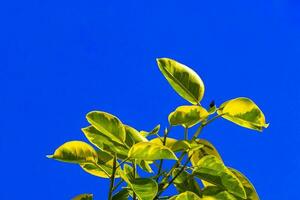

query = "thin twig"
[[108, 155, 117, 200]]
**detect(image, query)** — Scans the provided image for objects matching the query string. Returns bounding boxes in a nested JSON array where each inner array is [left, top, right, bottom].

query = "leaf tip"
[[46, 155, 53, 159]]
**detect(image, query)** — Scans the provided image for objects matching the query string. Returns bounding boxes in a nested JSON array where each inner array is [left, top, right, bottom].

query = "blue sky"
[[0, 0, 299, 199]]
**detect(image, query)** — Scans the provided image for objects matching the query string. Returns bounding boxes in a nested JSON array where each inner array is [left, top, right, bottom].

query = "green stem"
[[116, 157, 130, 169], [192, 114, 223, 140], [108, 155, 117, 200], [156, 126, 171, 182], [112, 179, 124, 192], [132, 160, 137, 200], [184, 127, 188, 140]]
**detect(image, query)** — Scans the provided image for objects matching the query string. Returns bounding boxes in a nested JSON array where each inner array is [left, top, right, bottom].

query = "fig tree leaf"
[[47, 141, 98, 164], [124, 124, 148, 144], [112, 188, 130, 200], [82, 126, 129, 157], [140, 124, 160, 137], [169, 105, 209, 128], [193, 155, 246, 199], [119, 169, 158, 200], [202, 186, 238, 200], [172, 168, 201, 195], [128, 142, 177, 161], [72, 194, 93, 200], [86, 111, 126, 144], [157, 58, 205, 105], [229, 168, 259, 200], [150, 137, 202, 152], [217, 97, 269, 131], [172, 191, 202, 200]]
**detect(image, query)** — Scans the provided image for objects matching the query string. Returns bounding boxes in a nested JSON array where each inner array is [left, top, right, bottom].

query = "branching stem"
[[108, 155, 117, 200]]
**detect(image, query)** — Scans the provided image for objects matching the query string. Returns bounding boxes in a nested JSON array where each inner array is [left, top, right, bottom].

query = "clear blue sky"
[[0, 0, 299, 199]]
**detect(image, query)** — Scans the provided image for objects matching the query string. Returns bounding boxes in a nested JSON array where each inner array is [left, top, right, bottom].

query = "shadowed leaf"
[[72, 194, 93, 200]]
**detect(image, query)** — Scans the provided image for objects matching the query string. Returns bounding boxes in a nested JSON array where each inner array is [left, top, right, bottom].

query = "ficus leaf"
[[169, 105, 209, 128], [217, 97, 269, 131], [150, 137, 202, 152], [112, 188, 130, 200], [72, 194, 93, 200], [47, 141, 98, 164], [202, 186, 238, 200], [140, 124, 160, 137], [86, 111, 126, 144], [157, 58, 205, 105], [229, 168, 259, 200], [119, 169, 158, 200], [193, 155, 246, 199], [124, 124, 148, 144], [172, 168, 201, 195], [82, 126, 129, 157], [128, 142, 177, 161], [170, 191, 202, 200]]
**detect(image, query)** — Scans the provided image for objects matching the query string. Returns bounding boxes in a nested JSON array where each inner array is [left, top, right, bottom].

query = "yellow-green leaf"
[[86, 111, 126, 144], [82, 126, 129, 157], [169, 105, 209, 128], [128, 142, 177, 161], [157, 58, 205, 105], [172, 168, 201, 195], [119, 169, 158, 200], [150, 137, 201, 152], [72, 194, 93, 200], [217, 97, 269, 131], [229, 168, 259, 200], [80, 150, 119, 178], [112, 188, 129, 200], [193, 155, 246, 199], [172, 191, 202, 200], [202, 186, 238, 200], [140, 124, 160, 137], [47, 141, 98, 164], [124, 125, 148, 144]]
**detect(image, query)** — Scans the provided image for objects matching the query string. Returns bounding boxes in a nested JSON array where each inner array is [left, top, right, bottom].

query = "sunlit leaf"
[[150, 137, 202, 152], [72, 193, 93, 200], [119, 169, 158, 200], [172, 168, 201, 195], [138, 160, 153, 173], [47, 141, 98, 164], [193, 155, 246, 199], [80, 150, 119, 178], [202, 186, 238, 200], [140, 124, 160, 137], [157, 58, 205, 104], [217, 97, 269, 131], [169, 105, 209, 128], [229, 168, 259, 200], [82, 126, 129, 157], [171, 191, 201, 200], [86, 111, 126, 144], [128, 142, 177, 161], [124, 125, 148, 144]]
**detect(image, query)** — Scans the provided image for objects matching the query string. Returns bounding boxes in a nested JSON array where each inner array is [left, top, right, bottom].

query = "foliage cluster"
[[48, 58, 268, 200]]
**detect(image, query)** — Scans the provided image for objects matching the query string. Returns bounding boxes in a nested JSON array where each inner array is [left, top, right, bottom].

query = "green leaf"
[[140, 124, 160, 137], [190, 139, 223, 167], [169, 105, 209, 128], [202, 186, 238, 200], [150, 137, 202, 152], [171, 191, 202, 200], [80, 150, 119, 178], [82, 126, 129, 157], [128, 142, 177, 161], [138, 160, 153, 173], [119, 169, 158, 200], [124, 124, 148, 144], [217, 97, 269, 131], [112, 188, 130, 200], [47, 141, 98, 164], [229, 168, 259, 200], [157, 58, 205, 105], [86, 111, 126, 144], [172, 168, 201, 195], [72, 194, 93, 200], [193, 155, 246, 199]]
